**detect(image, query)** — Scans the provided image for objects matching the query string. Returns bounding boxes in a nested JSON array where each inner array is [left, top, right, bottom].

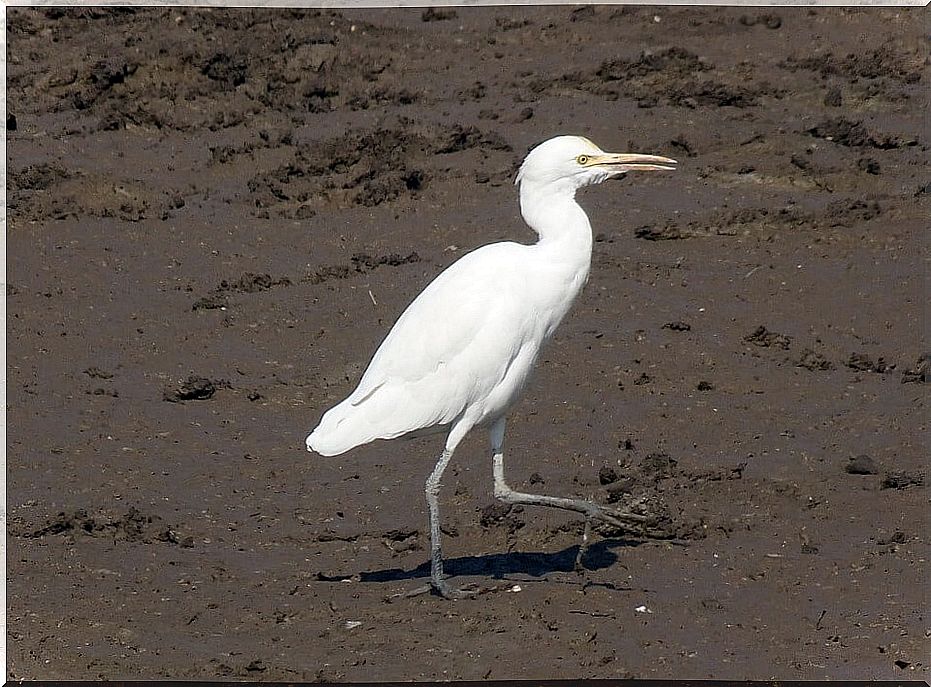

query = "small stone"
[[163, 376, 217, 402], [845, 454, 877, 475], [598, 466, 619, 485], [662, 321, 691, 332]]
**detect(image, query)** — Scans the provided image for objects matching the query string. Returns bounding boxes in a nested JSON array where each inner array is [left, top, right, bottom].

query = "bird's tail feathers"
[[305, 392, 413, 456]]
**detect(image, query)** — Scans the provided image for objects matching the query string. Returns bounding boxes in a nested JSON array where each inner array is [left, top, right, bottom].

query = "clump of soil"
[[780, 46, 923, 84], [421, 7, 456, 22], [744, 325, 792, 350], [598, 466, 619, 485], [479, 503, 525, 534], [846, 353, 892, 373], [662, 321, 692, 332], [536, 47, 775, 109], [901, 354, 929, 384], [845, 455, 878, 475], [351, 252, 421, 272], [880, 471, 924, 490], [194, 272, 291, 310], [247, 124, 510, 215], [806, 117, 905, 149], [21, 507, 164, 543], [163, 375, 221, 402], [796, 349, 835, 371], [218, 273, 292, 294], [738, 13, 782, 29]]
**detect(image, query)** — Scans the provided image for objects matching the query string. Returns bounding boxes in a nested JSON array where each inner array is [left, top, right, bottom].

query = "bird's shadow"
[[317, 537, 643, 586]]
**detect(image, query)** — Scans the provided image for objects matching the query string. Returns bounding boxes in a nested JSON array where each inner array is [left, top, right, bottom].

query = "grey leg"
[[575, 518, 592, 571], [489, 414, 652, 555], [419, 419, 478, 600], [424, 448, 464, 598], [488, 418, 592, 569], [492, 452, 651, 528]]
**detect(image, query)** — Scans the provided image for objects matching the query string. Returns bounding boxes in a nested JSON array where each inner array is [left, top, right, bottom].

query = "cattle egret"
[[306, 135, 676, 598]]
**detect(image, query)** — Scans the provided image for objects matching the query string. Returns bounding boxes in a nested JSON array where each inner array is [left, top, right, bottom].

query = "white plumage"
[[309, 241, 575, 456], [306, 135, 676, 598]]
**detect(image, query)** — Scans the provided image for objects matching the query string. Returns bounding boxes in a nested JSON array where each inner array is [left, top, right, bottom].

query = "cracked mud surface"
[[6, 5, 929, 681]]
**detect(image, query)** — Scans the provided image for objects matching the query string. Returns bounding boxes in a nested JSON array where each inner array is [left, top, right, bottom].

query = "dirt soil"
[[6, 5, 929, 681]]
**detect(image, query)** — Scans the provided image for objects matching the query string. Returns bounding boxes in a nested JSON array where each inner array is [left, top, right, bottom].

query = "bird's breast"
[[532, 262, 590, 340]]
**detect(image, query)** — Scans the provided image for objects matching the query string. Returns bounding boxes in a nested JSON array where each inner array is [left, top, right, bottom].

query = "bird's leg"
[[423, 445, 478, 600], [492, 452, 654, 534], [575, 518, 592, 572], [488, 418, 589, 569], [425, 448, 453, 597]]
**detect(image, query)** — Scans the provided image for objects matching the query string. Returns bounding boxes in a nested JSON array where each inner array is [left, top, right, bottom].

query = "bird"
[[306, 135, 676, 599]]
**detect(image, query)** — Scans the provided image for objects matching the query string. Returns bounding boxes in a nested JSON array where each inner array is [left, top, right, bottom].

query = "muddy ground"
[[5, 5, 929, 681]]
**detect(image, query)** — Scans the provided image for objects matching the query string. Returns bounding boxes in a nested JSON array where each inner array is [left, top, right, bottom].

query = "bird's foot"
[[391, 579, 478, 600], [573, 549, 587, 573], [583, 502, 662, 535], [391, 579, 511, 601], [574, 518, 593, 572], [433, 579, 481, 600]]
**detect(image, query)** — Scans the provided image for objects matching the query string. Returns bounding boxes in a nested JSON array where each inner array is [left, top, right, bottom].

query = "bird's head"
[[516, 135, 676, 192]]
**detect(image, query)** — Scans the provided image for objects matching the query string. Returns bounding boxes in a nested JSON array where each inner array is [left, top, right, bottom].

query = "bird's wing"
[[308, 240, 543, 455], [305, 240, 532, 442], [353, 241, 532, 403]]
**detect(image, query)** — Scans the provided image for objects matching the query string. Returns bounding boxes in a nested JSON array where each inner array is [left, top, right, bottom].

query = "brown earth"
[[5, 5, 929, 681]]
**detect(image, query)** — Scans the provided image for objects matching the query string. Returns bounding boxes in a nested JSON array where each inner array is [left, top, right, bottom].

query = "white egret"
[[306, 135, 676, 598]]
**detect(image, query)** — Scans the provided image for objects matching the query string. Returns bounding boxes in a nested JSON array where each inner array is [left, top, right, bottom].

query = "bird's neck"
[[519, 182, 594, 266]]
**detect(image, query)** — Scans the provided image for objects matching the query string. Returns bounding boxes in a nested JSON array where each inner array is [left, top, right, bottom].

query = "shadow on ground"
[[318, 538, 648, 584]]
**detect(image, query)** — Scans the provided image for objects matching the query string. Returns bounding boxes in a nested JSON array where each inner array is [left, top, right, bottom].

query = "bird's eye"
[[576, 155, 590, 165]]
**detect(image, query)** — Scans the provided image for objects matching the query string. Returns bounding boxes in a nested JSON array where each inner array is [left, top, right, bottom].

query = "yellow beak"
[[586, 152, 678, 173]]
